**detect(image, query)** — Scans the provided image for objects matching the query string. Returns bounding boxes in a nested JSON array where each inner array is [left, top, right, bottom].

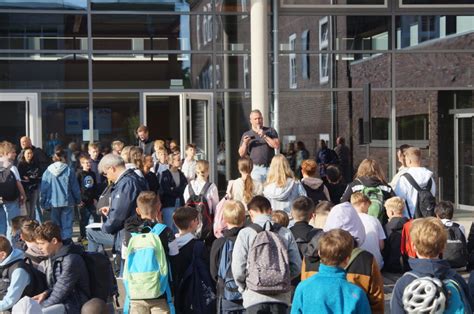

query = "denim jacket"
[[40, 162, 81, 209]]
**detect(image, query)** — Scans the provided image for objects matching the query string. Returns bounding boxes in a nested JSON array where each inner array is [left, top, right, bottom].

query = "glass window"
[[92, 14, 211, 51], [0, 53, 88, 89], [396, 16, 474, 49], [90, 0, 204, 11], [92, 53, 211, 89], [93, 93, 139, 147], [280, 0, 386, 7], [215, 15, 251, 51], [301, 30, 310, 80], [401, 0, 474, 5], [279, 16, 391, 52], [279, 53, 391, 89], [0, 0, 87, 10], [289, 34, 297, 89], [0, 101, 26, 145], [41, 93, 89, 153], [215, 54, 250, 89], [0, 13, 87, 50]]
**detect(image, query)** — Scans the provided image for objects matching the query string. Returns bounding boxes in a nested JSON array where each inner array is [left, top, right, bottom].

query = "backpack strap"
[[151, 223, 167, 236], [199, 182, 212, 197], [405, 199, 413, 219], [188, 183, 196, 198], [248, 223, 264, 234], [345, 248, 364, 270], [402, 173, 422, 191]]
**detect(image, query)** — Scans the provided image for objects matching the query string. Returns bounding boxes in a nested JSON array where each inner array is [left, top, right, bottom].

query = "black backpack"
[[0, 167, 19, 202], [81, 252, 119, 303], [402, 173, 436, 218], [176, 241, 216, 314], [443, 223, 468, 269], [186, 182, 214, 241], [0, 257, 47, 299], [302, 183, 328, 205]]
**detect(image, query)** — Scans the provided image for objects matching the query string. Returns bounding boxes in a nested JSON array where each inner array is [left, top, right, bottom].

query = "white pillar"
[[250, 0, 269, 123]]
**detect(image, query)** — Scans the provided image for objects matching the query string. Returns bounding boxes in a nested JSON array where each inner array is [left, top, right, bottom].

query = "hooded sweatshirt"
[[394, 167, 436, 218], [301, 177, 331, 204], [263, 178, 307, 216], [0, 249, 30, 311], [40, 162, 81, 209], [391, 258, 474, 314], [322, 202, 384, 313], [383, 217, 409, 273]]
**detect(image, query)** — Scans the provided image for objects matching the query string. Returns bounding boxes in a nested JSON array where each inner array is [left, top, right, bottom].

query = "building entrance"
[[0, 93, 40, 147], [141, 92, 215, 181]]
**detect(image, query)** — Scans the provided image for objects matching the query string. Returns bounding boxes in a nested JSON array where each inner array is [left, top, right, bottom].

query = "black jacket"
[[340, 176, 395, 203], [43, 244, 90, 314], [324, 181, 347, 205], [138, 138, 154, 156], [76, 170, 98, 206], [144, 171, 159, 194], [17, 146, 51, 175], [209, 227, 243, 283], [159, 169, 187, 208], [383, 217, 409, 273], [18, 160, 41, 192]]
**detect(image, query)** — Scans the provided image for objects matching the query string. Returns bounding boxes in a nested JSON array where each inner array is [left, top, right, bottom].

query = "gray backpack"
[[246, 222, 291, 295]]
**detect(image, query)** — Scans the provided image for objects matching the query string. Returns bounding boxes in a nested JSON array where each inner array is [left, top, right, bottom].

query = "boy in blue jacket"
[[292, 229, 370, 314]]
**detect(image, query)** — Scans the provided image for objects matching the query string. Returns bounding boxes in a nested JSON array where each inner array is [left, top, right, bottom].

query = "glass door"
[[455, 113, 474, 210], [0, 93, 40, 147], [181, 93, 215, 181]]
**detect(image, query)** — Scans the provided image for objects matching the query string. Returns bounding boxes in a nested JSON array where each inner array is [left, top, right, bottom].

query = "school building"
[[0, 0, 473, 209]]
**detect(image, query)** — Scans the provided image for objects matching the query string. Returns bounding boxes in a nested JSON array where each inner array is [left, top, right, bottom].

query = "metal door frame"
[[141, 92, 216, 182], [454, 113, 474, 211], [0, 93, 40, 147]]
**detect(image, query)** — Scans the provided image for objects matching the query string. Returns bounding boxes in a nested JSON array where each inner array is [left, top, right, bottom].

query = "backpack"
[[0, 258, 47, 299], [186, 182, 214, 240], [81, 251, 119, 302], [356, 179, 386, 221], [23, 257, 48, 297], [302, 183, 327, 205], [403, 272, 472, 314], [294, 228, 322, 259], [246, 222, 291, 295], [0, 166, 19, 202], [176, 241, 216, 314], [402, 173, 436, 218], [217, 238, 242, 302], [123, 224, 172, 300], [443, 223, 468, 269]]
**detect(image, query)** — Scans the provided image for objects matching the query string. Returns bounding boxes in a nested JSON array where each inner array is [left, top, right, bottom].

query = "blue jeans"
[[162, 198, 180, 234], [50, 206, 74, 241], [251, 165, 269, 184], [0, 201, 21, 240], [86, 228, 115, 253]]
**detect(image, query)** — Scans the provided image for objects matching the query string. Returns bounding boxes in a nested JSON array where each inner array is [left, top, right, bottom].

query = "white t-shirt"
[[358, 213, 386, 269], [181, 159, 196, 182], [183, 179, 219, 214]]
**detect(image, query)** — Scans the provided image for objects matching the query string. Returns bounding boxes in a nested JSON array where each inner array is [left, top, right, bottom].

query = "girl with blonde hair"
[[263, 154, 306, 217], [226, 157, 263, 205]]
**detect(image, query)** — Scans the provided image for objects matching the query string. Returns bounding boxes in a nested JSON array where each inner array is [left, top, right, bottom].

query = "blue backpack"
[[123, 223, 174, 314], [217, 239, 242, 301], [176, 241, 216, 314]]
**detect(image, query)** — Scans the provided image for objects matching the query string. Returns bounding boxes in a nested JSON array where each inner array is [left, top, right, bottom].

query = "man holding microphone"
[[238, 110, 280, 183]]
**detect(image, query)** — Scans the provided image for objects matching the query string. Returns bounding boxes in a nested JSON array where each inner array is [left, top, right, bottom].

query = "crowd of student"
[[0, 126, 474, 313]]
